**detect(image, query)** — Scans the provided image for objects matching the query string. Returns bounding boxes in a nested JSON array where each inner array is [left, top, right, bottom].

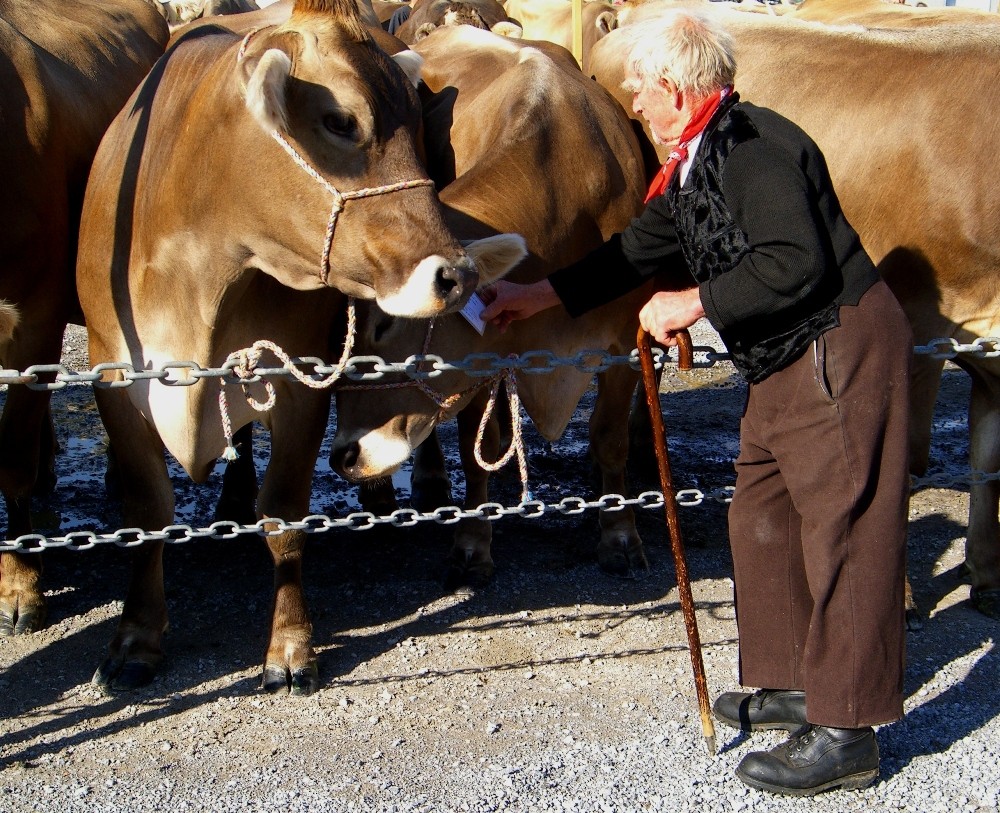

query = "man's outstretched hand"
[[479, 279, 561, 333]]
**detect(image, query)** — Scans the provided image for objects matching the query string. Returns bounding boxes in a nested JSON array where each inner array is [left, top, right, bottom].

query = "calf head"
[[330, 233, 526, 481], [235, 0, 480, 317]]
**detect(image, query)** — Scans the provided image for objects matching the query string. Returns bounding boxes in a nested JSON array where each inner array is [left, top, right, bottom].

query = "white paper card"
[[459, 291, 487, 335]]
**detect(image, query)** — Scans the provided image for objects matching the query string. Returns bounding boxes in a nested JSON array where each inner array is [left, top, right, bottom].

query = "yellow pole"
[[572, 0, 583, 67]]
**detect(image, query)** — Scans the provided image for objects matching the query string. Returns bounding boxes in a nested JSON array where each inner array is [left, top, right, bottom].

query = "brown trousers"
[[728, 280, 912, 728]]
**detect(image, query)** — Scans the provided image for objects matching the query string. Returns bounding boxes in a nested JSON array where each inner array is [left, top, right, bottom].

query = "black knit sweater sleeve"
[[698, 136, 830, 333], [547, 200, 692, 318]]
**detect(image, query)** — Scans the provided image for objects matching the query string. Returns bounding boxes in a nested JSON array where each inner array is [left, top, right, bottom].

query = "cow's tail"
[[0, 300, 20, 343]]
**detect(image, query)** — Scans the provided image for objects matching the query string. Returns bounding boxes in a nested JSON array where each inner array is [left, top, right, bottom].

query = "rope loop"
[[218, 300, 358, 460]]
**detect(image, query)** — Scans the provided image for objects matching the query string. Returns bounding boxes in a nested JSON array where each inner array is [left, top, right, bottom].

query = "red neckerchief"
[[644, 85, 733, 204]]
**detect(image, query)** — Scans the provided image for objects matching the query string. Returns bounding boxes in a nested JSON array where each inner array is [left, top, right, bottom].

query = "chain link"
[[1, 465, 994, 554], [0, 487, 742, 553], [6, 336, 998, 392], [913, 336, 1000, 360], [2, 335, 997, 552], [0, 346, 706, 390]]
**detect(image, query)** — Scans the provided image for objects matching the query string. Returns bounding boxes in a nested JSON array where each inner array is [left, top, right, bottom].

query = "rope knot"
[[216, 301, 358, 461]]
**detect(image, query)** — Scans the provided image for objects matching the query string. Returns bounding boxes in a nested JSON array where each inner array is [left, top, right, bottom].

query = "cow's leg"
[[591, 365, 647, 576], [627, 372, 661, 482], [34, 405, 58, 497], [214, 423, 258, 526], [903, 353, 946, 629], [91, 388, 174, 692], [410, 429, 452, 511], [446, 390, 496, 589], [966, 369, 1000, 618], [256, 394, 330, 696], [0, 384, 53, 636]]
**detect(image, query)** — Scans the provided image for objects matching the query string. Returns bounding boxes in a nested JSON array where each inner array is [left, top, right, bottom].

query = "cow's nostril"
[[437, 264, 460, 297], [436, 260, 478, 308], [330, 442, 360, 477]]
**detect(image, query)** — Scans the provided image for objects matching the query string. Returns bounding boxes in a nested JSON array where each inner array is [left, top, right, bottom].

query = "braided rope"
[[218, 300, 358, 460], [472, 370, 532, 504]]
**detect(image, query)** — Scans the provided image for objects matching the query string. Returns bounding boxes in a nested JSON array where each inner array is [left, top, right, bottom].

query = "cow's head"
[[330, 233, 526, 481], [235, 0, 483, 317]]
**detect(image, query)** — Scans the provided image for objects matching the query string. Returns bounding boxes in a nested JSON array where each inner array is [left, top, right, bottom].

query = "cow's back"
[[592, 11, 1000, 309], [724, 15, 1000, 308], [1, 0, 168, 166]]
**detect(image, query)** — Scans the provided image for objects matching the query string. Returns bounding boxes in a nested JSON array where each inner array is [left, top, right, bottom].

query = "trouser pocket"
[[812, 334, 836, 404]]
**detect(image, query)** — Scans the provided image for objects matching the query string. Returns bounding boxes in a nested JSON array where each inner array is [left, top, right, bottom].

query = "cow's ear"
[[242, 48, 291, 133], [596, 11, 617, 35], [463, 234, 529, 286], [391, 49, 424, 88], [414, 22, 438, 41], [491, 21, 523, 38]]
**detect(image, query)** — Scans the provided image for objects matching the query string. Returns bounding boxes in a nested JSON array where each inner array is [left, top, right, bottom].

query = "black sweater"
[[549, 95, 878, 383]]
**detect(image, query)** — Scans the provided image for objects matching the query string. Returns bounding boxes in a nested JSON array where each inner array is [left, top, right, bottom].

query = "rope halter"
[[237, 29, 436, 285], [339, 319, 534, 503]]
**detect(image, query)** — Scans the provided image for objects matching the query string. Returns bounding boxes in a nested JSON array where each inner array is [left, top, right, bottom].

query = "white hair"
[[623, 7, 737, 97]]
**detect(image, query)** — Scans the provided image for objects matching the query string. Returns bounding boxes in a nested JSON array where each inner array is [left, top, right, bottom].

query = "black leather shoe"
[[712, 688, 807, 732], [736, 724, 879, 796]]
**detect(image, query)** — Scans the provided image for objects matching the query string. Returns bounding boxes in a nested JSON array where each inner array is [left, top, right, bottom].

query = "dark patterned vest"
[[661, 102, 841, 383]]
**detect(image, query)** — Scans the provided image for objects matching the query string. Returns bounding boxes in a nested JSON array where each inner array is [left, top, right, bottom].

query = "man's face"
[[626, 69, 687, 149]]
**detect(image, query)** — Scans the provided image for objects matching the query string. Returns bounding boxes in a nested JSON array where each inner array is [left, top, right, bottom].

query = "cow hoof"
[[905, 607, 923, 631], [970, 588, 1000, 619], [444, 563, 493, 591], [93, 657, 157, 694], [261, 663, 319, 696], [598, 541, 649, 578], [0, 600, 47, 636], [291, 665, 320, 696]]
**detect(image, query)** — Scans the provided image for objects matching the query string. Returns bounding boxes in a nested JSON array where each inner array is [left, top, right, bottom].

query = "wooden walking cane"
[[637, 326, 717, 757]]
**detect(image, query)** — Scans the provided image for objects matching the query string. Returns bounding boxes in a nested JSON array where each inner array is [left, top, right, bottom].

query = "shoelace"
[[790, 727, 818, 754]]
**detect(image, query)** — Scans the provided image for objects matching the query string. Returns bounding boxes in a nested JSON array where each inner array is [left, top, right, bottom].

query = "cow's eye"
[[323, 110, 357, 139]]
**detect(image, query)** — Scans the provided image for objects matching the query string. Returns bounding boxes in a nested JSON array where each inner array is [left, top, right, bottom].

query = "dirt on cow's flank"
[[0, 323, 997, 813]]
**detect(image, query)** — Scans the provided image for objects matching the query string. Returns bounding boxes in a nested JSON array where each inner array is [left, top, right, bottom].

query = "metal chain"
[[0, 488, 737, 553], [6, 336, 998, 392], [9, 465, 1000, 553]]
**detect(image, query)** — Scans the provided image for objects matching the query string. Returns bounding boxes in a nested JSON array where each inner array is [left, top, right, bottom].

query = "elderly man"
[[480, 7, 911, 797]]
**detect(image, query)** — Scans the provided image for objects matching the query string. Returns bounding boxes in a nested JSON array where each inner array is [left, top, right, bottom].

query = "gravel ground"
[[0, 322, 997, 813]]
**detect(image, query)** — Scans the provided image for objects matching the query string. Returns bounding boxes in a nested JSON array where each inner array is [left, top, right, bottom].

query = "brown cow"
[[329, 24, 650, 586], [392, 0, 520, 43], [0, 0, 168, 637], [785, 0, 1000, 25], [153, 0, 261, 31], [76, 0, 524, 694], [501, 0, 619, 70], [590, 4, 1000, 620]]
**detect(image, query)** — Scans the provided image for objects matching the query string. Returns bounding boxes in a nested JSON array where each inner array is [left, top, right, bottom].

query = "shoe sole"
[[712, 710, 805, 733], [735, 766, 879, 797]]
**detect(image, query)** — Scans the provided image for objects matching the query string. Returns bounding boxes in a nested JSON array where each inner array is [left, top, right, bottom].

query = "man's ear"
[[659, 76, 682, 109]]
